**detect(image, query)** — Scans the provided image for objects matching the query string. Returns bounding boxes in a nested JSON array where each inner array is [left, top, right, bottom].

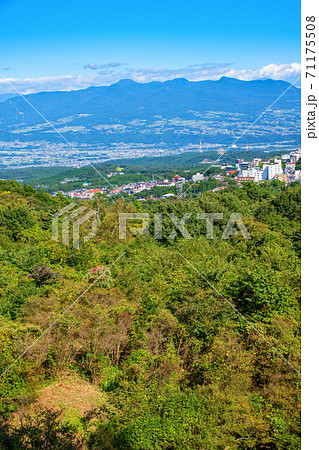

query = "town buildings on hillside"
[[237, 149, 300, 184], [55, 148, 301, 199]]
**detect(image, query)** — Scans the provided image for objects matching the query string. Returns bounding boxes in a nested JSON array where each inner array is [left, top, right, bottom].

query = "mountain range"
[[0, 77, 300, 126], [0, 77, 301, 168]]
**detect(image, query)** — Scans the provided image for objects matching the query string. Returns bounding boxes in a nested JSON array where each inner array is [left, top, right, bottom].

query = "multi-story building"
[[254, 169, 264, 182], [262, 161, 283, 180], [192, 172, 205, 182], [241, 168, 263, 182], [239, 161, 283, 182], [238, 176, 255, 184], [238, 162, 249, 171]]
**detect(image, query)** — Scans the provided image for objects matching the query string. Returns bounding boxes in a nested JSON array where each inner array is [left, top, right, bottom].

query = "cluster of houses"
[[110, 175, 187, 196], [56, 149, 301, 200], [106, 171, 125, 177], [236, 149, 301, 184], [62, 175, 186, 199], [68, 188, 105, 199]]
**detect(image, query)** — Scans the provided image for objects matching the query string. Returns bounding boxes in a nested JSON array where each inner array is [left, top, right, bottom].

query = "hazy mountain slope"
[[0, 77, 300, 126]]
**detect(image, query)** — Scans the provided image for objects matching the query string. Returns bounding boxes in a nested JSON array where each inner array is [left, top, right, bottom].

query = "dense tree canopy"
[[0, 180, 301, 449]]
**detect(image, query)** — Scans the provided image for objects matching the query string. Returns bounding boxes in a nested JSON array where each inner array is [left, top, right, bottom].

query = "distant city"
[[0, 138, 300, 170]]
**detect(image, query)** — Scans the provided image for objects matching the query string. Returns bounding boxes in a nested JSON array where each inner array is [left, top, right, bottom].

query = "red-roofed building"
[[88, 189, 103, 194]]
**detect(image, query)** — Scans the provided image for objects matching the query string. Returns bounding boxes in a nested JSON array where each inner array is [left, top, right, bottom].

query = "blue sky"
[[0, 0, 301, 93]]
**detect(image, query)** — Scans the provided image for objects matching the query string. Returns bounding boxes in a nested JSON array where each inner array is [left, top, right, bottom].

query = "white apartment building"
[[192, 172, 205, 182], [240, 161, 282, 182], [240, 168, 263, 182], [262, 161, 283, 180], [254, 169, 263, 182]]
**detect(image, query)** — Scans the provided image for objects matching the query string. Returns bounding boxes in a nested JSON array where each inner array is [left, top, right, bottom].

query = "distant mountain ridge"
[[0, 77, 300, 126], [0, 93, 18, 103]]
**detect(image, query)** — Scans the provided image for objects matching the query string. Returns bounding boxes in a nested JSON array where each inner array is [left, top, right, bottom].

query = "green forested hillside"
[[0, 180, 301, 449]]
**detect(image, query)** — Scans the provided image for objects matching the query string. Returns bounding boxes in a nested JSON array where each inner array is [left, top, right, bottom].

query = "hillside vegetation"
[[0, 180, 300, 449]]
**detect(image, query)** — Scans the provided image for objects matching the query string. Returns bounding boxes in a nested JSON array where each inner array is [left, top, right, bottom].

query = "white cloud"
[[224, 63, 301, 83], [0, 75, 96, 95], [0, 63, 301, 95]]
